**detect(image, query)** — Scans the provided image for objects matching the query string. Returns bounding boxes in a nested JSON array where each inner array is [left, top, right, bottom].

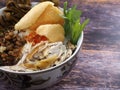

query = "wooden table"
[[0, 0, 120, 90]]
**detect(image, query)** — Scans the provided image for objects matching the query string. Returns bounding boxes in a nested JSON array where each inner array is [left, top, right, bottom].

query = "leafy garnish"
[[63, 2, 89, 45]]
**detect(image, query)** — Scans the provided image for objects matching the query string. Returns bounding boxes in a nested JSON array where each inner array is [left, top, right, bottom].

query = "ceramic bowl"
[[0, 31, 83, 89], [0, 3, 84, 89]]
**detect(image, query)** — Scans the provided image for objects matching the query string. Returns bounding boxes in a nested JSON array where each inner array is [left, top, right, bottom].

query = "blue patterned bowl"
[[0, 3, 84, 89], [0, 32, 83, 89]]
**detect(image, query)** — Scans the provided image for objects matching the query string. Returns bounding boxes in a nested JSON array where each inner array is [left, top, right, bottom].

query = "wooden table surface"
[[0, 0, 120, 90]]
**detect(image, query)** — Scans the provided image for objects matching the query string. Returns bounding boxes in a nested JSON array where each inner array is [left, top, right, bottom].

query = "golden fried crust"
[[36, 24, 65, 42], [30, 4, 64, 30], [15, 1, 64, 31], [15, 1, 54, 30]]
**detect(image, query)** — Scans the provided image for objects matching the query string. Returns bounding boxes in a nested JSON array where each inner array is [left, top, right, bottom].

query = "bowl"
[[0, 2, 84, 89], [0, 31, 83, 89]]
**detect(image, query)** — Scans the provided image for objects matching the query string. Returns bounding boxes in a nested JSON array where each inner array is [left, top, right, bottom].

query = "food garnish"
[[0, 1, 89, 72], [0, 0, 31, 30], [63, 2, 89, 45], [25, 31, 48, 46], [14, 1, 64, 31]]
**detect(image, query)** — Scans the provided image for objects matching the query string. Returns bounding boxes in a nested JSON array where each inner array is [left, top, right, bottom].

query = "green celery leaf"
[[63, 2, 89, 45]]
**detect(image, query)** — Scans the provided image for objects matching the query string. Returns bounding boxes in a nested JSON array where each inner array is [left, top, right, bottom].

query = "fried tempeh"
[[0, 0, 31, 30]]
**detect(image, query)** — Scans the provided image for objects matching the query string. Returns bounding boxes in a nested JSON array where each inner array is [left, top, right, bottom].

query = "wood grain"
[[51, 0, 120, 90], [0, 0, 120, 90]]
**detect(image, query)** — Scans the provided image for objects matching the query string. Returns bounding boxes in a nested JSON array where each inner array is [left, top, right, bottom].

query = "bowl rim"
[[0, 2, 84, 74], [0, 31, 83, 74]]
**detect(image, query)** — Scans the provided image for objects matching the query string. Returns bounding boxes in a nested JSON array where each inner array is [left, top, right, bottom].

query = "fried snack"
[[0, 0, 31, 30], [15, 1, 64, 31], [36, 24, 65, 42]]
